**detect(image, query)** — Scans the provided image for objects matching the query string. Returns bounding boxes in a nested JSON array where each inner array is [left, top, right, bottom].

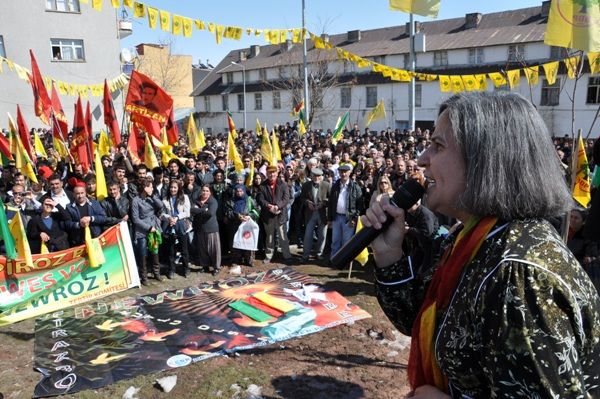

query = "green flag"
[[332, 111, 349, 144], [592, 166, 600, 189], [0, 204, 16, 259]]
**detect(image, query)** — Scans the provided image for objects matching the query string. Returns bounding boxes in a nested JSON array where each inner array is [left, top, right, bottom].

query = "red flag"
[[0, 133, 12, 161], [50, 83, 68, 141], [29, 50, 52, 125], [125, 70, 173, 124], [127, 123, 143, 165], [71, 96, 90, 172], [16, 105, 35, 162], [227, 111, 236, 132], [103, 79, 121, 145], [85, 100, 94, 164], [165, 107, 178, 145], [131, 113, 162, 142]]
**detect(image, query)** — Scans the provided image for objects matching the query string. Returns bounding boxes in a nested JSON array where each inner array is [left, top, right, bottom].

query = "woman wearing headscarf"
[[191, 184, 221, 275], [225, 184, 259, 266], [364, 92, 600, 398]]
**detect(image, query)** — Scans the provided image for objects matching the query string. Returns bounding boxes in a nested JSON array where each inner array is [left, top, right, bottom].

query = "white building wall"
[[0, 0, 124, 134]]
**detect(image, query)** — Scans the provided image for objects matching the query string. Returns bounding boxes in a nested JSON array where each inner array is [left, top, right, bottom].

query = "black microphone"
[[330, 178, 426, 268]]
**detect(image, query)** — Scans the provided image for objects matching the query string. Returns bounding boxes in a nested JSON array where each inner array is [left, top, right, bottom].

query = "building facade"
[[193, 2, 600, 138], [0, 0, 127, 133]]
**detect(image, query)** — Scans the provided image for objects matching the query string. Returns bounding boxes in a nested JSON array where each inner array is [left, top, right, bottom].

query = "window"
[[468, 48, 484, 64], [550, 46, 568, 60], [433, 51, 448, 66], [254, 93, 262, 110], [203, 96, 211, 112], [343, 60, 354, 74], [46, 0, 80, 12], [587, 77, 600, 104], [340, 87, 351, 108], [259, 68, 267, 81], [415, 84, 422, 108], [366, 86, 377, 108], [278, 66, 287, 78], [0, 35, 5, 58], [238, 93, 244, 111], [272, 91, 281, 109], [541, 78, 560, 106], [508, 44, 525, 62], [222, 94, 228, 111], [372, 55, 386, 64], [245, 70, 250, 82], [403, 54, 410, 69], [51, 38, 85, 61], [225, 72, 233, 84]]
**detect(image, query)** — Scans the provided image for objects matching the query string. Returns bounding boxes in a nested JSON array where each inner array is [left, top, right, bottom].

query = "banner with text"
[[33, 268, 370, 397], [0, 222, 139, 326]]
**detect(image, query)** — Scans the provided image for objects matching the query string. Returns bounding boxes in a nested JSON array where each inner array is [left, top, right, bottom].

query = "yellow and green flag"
[[186, 114, 200, 155], [94, 146, 108, 201], [144, 133, 159, 170], [8, 209, 33, 268], [573, 133, 591, 207], [332, 111, 349, 144], [365, 99, 386, 127], [545, 0, 600, 52], [227, 131, 244, 172], [260, 125, 273, 165], [354, 217, 369, 266]]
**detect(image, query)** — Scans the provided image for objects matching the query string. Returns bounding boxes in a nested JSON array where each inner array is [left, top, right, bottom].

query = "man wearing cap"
[[257, 165, 291, 263], [327, 163, 362, 267], [300, 167, 330, 262]]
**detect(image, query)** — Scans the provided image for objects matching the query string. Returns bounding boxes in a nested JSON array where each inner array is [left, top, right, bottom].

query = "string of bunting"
[[83, 0, 600, 93], [0, 56, 129, 97]]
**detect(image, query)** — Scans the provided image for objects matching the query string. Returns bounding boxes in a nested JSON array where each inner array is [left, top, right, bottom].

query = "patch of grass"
[[189, 365, 269, 399]]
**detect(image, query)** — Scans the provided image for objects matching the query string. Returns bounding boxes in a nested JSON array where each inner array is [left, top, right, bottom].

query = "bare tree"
[[134, 38, 189, 95]]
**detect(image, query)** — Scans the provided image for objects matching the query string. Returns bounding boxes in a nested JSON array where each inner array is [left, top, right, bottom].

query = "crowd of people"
[[1, 109, 599, 291]]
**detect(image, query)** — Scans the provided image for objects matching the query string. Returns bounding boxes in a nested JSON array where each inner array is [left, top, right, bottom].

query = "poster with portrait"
[[125, 70, 173, 124]]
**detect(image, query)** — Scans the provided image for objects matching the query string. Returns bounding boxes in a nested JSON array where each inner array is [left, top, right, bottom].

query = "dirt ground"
[[0, 247, 412, 399]]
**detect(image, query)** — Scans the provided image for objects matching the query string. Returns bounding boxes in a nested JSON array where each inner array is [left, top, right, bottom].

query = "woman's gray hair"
[[439, 91, 571, 220]]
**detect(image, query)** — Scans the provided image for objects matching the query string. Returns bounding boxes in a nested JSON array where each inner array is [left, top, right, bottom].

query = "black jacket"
[[256, 178, 290, 225], [101, 195, 130, 226], [26, 207, 70, 254], [327, 179, 362, 223]]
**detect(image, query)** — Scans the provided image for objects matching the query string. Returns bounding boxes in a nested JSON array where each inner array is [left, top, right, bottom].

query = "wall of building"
[[0, 0, 124, 134]]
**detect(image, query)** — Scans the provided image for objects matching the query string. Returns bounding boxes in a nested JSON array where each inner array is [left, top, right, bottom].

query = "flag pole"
[[562, 128, 582, 242]]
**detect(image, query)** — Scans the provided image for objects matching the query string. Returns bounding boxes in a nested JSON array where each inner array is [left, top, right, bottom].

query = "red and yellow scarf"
[[408, 216, 498, 392]]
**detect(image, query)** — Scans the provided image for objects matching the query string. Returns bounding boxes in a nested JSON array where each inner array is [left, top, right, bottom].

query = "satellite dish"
[[120, 48, 133, 63]]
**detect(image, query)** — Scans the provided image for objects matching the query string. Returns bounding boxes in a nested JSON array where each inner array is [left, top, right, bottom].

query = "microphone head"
[[390, 178, 426, 210]]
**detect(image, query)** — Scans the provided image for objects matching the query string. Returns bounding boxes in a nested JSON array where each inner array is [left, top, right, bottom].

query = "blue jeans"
[[134, 236, 148, 266], [331, 214, 355, 259], [303, 212, 327, 258]]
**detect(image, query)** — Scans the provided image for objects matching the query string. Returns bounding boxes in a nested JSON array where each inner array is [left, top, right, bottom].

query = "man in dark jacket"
[[100, 180, 130, 228], [65, 184, 108, 246], [300, 168, 330, 261], [327, 164, 362, 264], [257, 165, 291, 263]]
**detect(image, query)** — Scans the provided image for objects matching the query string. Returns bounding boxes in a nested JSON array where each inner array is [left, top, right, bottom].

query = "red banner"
[[125, 70, 173, 124], [103, 79, 121, 145], [70, 96, 90, 172], [50, 83, 68, 141], [29, 50, 52, 126]]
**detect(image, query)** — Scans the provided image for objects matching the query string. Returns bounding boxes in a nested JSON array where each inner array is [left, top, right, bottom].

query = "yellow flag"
[[186, 114, 199, 155], [475, 74, 487, 91], [147, 7, 158, 29], [506, 69, 520, 88], [182, 17, 193, 38], [588, 52, 600, 75], [8, 115, 38, 184], [144, 133, 159, 170], [354, 217, 369, 266], [450, 76, 464, 93], [365, 99, 386, 127], [111, 0, 120, 8], [159, 10, 170, 32], [544, 0, 600, 52], [98, 129, 111, 157], [172, 14, 183, 36], [94, 147, 108, 201], [40, 241, 49, 255], [573, 133, 591, 207], [564, 56, 580, 79], [8, 210, 33, 268], [227, 131, 244, 172], [195, 20, 205, 30], [543, 61, 559, 85], [298, 118, 307, 136], [91, 0, 102, 11], [271, 130, 282, 166], [198, 128, 206, 150], [53, 137, 69, 159], [123, 0, 133, 8], [133, 2, 145, 18], [462, 75, 478, 91], [256, 118, 262, 135], [215, 24, 225, 44], [34, 133, 47, 159], [488, 72, 506, 88], [261, 126, 273, 164], [389, 0, 440, 18], [523, 66, 539, 86], [439, 75, 451, 92]]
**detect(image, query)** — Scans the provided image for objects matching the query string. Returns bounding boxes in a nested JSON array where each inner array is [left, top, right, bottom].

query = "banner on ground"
[[0, 222, 139, 326], [33, 268, 370, 397]]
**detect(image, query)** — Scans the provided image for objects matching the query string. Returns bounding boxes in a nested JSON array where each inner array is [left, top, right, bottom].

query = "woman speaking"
[[363, 92, 600, 398]]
